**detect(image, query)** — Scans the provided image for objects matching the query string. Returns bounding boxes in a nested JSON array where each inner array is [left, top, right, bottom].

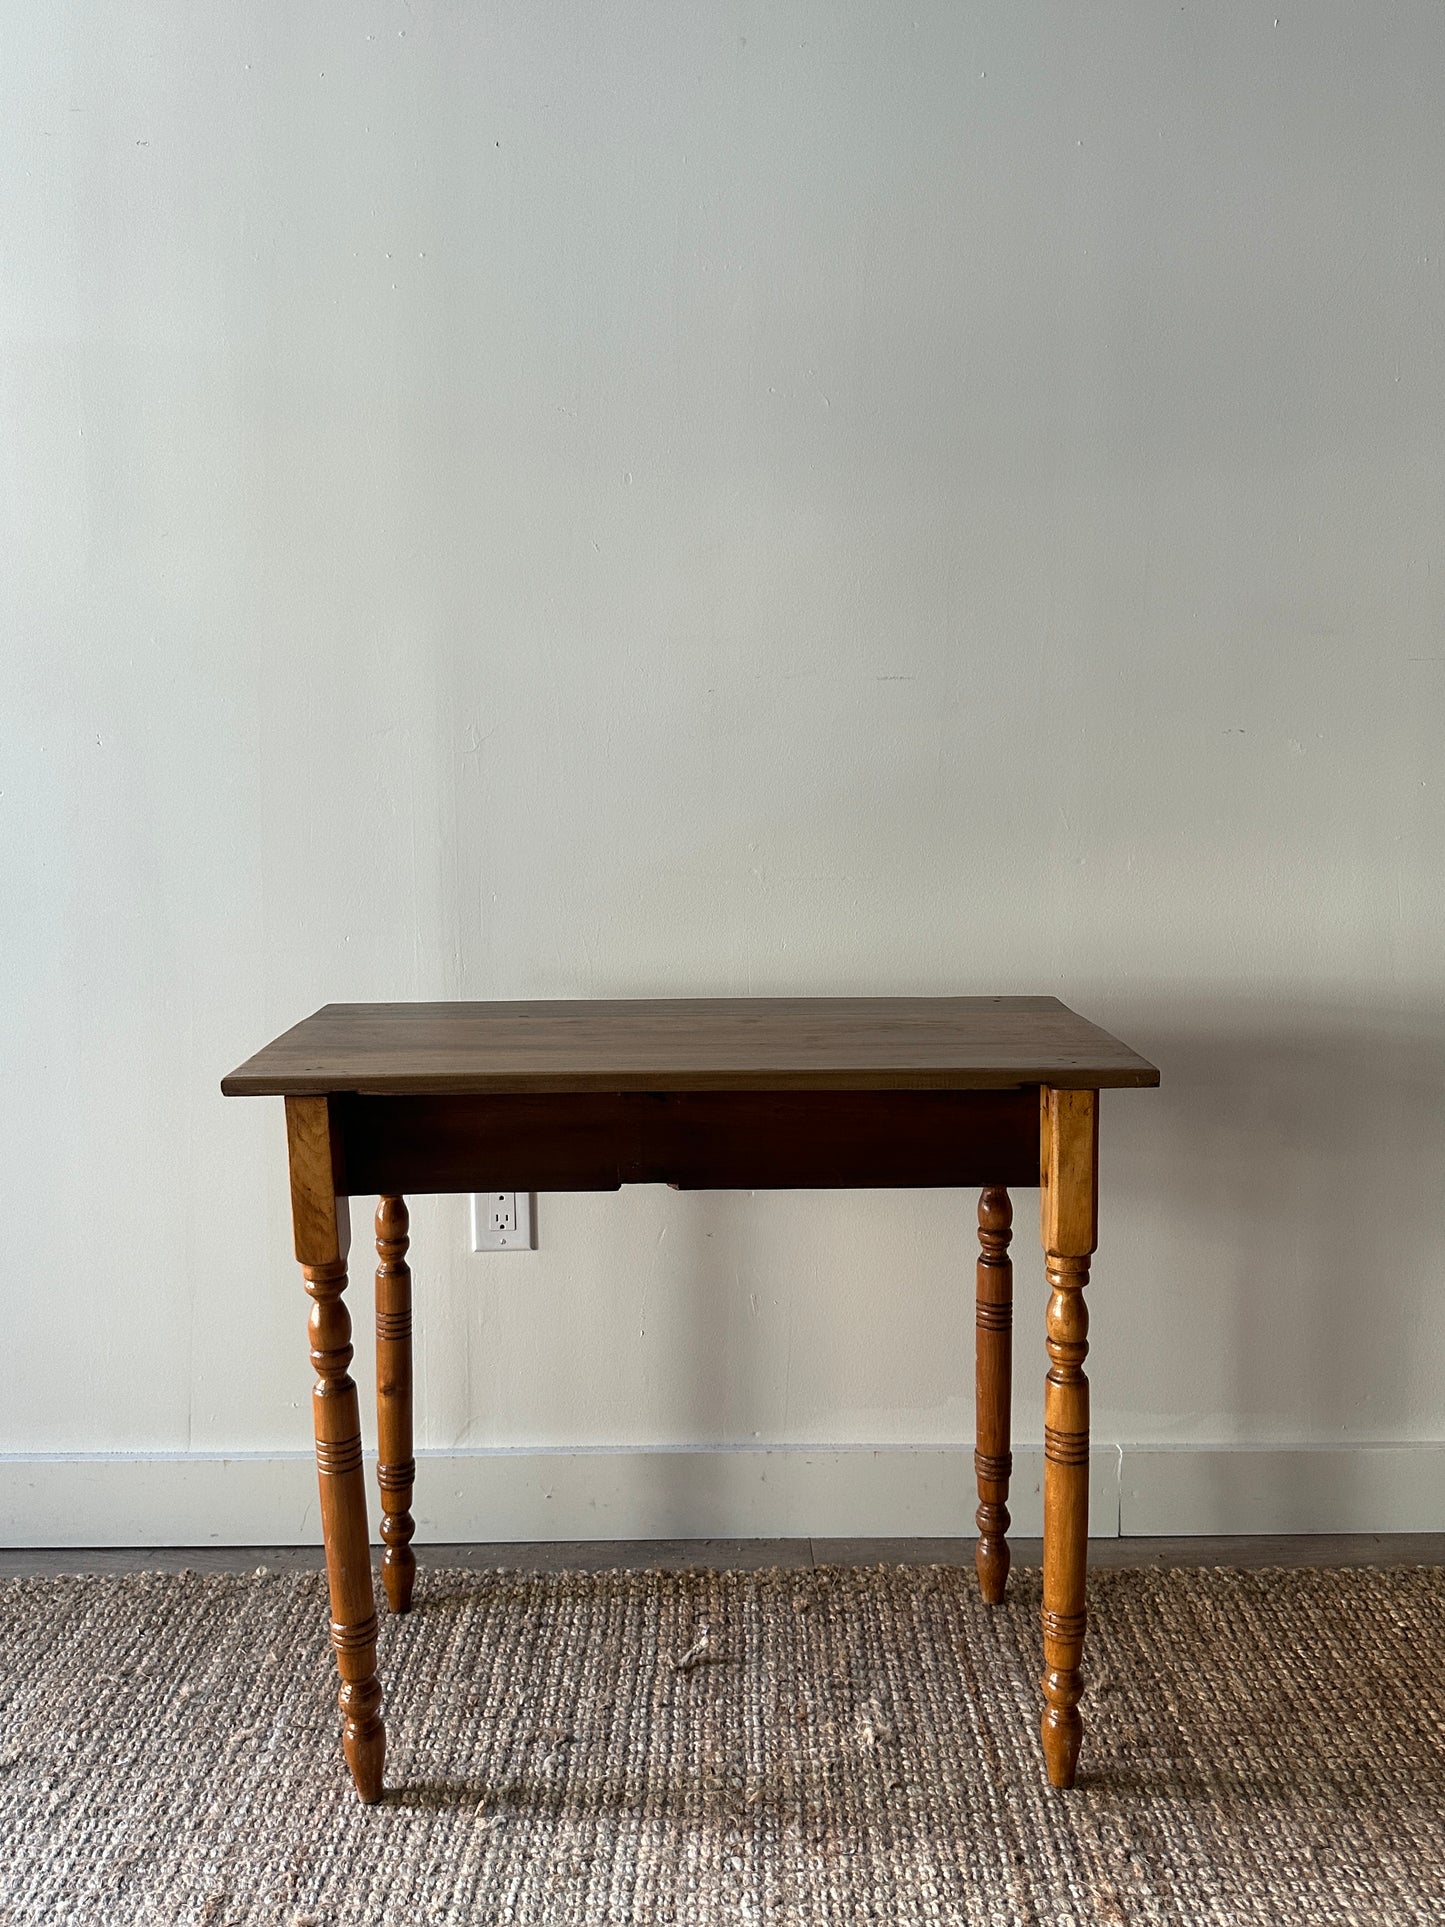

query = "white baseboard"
[[1119, 1443, 1445, 1536], [1, 1442, 1441, 1547]]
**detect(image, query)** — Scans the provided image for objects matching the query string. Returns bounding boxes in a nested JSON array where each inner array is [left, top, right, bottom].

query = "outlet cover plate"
[[471, 1191, 536, 1253]]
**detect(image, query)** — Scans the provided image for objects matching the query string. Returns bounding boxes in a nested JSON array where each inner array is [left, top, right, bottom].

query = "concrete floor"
[[2, 1534, 1442, 1578]]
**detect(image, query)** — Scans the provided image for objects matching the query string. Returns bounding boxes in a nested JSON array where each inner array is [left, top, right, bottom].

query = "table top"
[[221, 997, 1159, 1097]]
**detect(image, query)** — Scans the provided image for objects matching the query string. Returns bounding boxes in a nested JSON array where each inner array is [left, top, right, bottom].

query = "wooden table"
[[222, 996, 1158, 1803]]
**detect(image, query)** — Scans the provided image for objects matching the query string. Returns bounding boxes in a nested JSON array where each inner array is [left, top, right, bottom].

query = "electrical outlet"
[[470, 1192, 535, 1252]]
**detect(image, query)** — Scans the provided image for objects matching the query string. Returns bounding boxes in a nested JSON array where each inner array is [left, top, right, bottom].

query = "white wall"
[[4, 4, 1444, 1542]]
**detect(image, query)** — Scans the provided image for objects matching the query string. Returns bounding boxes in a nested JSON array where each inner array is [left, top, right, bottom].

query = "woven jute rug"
[[1, 1563, 1442, 1925]]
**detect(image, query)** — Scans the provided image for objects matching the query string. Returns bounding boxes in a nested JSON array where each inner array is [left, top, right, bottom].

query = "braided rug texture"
[[1, 1563, 1442, 1925]]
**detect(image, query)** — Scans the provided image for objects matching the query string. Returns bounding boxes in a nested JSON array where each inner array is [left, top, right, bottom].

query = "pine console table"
[[222, 996, 1159, 1803]]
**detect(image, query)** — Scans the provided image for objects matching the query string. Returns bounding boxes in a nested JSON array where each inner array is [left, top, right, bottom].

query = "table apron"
[[331, 1089, 1041, 1194]]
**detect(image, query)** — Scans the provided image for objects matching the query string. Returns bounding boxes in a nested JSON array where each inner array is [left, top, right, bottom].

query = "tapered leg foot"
[[337, 1645, 386, 1804], [380, 1543, 415, 1617], [973, 1186, 1013, 1604], [1040, 1639, 1085, 1788], [1038, 1088, 1097, 1791], [375, 1196, 417, 1616]]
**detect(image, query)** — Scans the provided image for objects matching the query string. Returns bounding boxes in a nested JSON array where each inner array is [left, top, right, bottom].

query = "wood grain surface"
[[223, 996, 1159, 1097]]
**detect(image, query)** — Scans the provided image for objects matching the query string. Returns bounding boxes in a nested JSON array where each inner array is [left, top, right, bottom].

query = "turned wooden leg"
[[1038, 1086, 1097, 1790], [286, 1096, 386, 1806], [974, 1186, 1013, 1604], [375, 1195, 417, 1615]]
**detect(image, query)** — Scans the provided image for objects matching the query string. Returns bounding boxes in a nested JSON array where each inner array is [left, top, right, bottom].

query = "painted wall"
[[4, 4, 1443, 1539]]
